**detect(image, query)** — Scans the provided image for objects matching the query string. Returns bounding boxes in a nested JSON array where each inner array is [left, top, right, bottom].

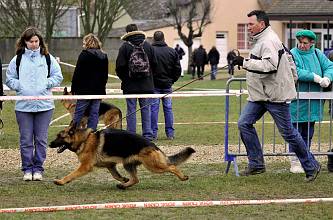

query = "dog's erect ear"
[[68, 120, 77, 135], [64, 87, 68, 95]]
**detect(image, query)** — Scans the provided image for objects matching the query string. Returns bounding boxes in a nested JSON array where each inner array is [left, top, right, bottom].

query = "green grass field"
[[0, 70, 333, 219]]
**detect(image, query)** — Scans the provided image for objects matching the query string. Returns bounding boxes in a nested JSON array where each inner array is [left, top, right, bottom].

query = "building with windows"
[[114, 0, 333, 69]]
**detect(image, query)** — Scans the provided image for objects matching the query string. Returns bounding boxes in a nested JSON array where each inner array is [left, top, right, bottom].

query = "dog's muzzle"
[[49, 141, 70, 154], [57, 145, 68, 153]]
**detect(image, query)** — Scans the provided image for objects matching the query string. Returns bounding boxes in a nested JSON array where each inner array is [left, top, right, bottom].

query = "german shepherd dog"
[[49, 124, 195, 189], [61, 87, 122, 129]]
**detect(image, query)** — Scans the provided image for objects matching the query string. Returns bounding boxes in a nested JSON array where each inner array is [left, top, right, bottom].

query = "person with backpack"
[[116, 24, 156, 141], [231, 10, 320, 181], [71, 33, 108, 130], [288, 30, 333, 173], [5, 27, 63, 181], [151, 31, 181, 140]]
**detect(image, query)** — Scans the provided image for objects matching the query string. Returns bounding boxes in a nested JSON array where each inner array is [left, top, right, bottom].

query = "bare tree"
[[0, 0, 42, 37], [167, 0, 212, 72], [0, 0, 73, 46], [79, 0, 129, 43], [41, 0, 74, 45]]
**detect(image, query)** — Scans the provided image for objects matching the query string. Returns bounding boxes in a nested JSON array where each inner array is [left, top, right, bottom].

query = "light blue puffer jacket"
[[5, 48, 63, 112], [290, 46, 333, 122]]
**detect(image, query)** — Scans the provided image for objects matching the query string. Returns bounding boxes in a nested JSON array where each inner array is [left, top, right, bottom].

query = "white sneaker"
[[23, 172, 33, 181], [290, 156, 305, 174], [33, 172, 43, 181]]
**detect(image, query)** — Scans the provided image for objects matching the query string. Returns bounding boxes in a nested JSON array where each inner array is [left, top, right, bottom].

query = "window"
[[237, 24, 250, 50]]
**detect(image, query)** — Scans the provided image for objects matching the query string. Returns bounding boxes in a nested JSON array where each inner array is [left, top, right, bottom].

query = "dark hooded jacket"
[[152, 41, 181, 88], [116, 31, 156, 94], [71, 49, 108, 95], [193, 46, 208, 66]]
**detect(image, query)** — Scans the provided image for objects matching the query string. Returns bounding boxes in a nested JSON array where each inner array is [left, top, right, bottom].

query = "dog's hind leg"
[[107, 163, 129, 183], [140, 150, 189, 181], [116, 162, 139, 189]]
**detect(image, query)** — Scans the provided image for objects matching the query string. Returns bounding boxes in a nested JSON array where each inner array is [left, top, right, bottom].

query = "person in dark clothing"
[[175, 44, 185, 77], [208, 46, 220, 80], [227, 50, 237, 75], [116, 24, 156, 140], [0, 56, 3, 111], [192, 45, 208, 80], [71, 33, 108, 130], [151, 31, 181, 140]]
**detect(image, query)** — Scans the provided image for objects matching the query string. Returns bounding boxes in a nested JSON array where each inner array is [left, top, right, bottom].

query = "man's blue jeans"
[[73, 99, 101, 130], [238, 101, 319, 176], [16, 109, 53, 174], [126, 98, 153, 140], [210, 64, 218, 80], [151, 87, 174, 139]]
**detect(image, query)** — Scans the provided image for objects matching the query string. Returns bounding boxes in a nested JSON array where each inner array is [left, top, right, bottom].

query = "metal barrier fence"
[[224, 77, 333, 176]]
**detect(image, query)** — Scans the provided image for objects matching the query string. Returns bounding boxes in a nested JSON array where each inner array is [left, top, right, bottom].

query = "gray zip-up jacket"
[[243, 26, 297, 102]]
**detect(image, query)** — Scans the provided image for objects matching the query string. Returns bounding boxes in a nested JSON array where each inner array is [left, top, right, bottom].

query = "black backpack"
[[16, 52, 51, 79], [127, 41, 150, 79]]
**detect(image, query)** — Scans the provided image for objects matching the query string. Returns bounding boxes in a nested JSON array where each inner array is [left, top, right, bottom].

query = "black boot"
[[328, 149, 333, 172]]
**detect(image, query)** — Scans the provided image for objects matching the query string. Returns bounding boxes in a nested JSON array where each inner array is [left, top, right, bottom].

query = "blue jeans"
[[126, 98, 153, 140], [210, 64, 218, 80], [151, 87, 175, 139], [238, 101, 319, 176], [73, 99, 101, 130], [16, 109, 53, 173], [291, 122, 315, 149]]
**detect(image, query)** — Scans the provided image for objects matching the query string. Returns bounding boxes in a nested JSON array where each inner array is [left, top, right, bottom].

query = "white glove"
[[320, 77, 331, 88], [313, 73, 323, 84]]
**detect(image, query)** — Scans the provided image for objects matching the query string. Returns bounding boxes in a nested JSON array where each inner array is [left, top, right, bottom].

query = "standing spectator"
[[232, 10, 320, 181], [289, 30, 333, 173], [227, 50, 237, 75], [193, 45, 208, 80], [151, 31, 181, 140], [116, 24, 156, 141], [324, 41, 333, 61], [5, 27, 63, 181], [208, 46, 220, 80], [71, 33, 108, 130], [175, 44, 185, 77], [0, 56, 3, 111], [190, 49, 197, 78]]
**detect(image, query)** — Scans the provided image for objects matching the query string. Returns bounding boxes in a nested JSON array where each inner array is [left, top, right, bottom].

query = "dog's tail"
[[167, 147, 195, 166]]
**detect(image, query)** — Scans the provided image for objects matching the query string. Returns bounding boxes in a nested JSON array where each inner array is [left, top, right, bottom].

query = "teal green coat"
[[290, 46, 333, 122]]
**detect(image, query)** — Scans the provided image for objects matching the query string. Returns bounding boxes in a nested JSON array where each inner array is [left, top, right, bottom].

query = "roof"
[[264, 0, 333, 20]]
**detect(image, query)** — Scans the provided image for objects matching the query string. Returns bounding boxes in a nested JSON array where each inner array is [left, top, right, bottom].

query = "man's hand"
[[231, 56, 244, 67], [320, 77, 331, 88]]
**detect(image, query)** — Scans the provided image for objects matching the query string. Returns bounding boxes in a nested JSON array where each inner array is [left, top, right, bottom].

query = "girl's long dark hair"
[[15, 27, 49, 55]]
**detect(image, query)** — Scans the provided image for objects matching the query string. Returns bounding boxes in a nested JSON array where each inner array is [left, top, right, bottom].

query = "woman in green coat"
[[289, 30, 333, 173]]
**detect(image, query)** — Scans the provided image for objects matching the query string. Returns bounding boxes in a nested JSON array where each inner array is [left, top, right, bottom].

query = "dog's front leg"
[[54, 164, 93, 185]]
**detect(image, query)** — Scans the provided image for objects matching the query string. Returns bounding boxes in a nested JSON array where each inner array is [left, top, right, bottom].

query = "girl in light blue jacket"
[[5, 27, 63, 181]]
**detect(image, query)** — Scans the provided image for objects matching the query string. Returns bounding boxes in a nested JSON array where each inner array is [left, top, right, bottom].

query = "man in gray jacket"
[[232, 10, 320, 182]]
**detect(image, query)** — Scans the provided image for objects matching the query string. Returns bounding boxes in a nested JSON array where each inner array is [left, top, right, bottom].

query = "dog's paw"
[[181, 175, 189, 181], [116, 183, 127, 190], [54, 179, 65, 185]]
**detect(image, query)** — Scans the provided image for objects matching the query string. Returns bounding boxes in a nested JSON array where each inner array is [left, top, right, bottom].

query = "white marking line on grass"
[[49, 113, 70, 125], [1, 198, 333, 213]]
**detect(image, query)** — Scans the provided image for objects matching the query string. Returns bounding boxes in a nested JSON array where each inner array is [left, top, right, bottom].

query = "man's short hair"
[[247, 10, 270, 27], [153, 31, 164, 41], [126, 24, 138, 33]]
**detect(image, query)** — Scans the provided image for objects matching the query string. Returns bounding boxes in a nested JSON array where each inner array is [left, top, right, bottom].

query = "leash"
[[96, 64, 230, 132]]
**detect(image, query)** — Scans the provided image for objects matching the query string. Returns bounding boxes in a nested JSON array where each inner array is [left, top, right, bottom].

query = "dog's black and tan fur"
[[49, 124, 195, 189], [61, 87, 122, 129]]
